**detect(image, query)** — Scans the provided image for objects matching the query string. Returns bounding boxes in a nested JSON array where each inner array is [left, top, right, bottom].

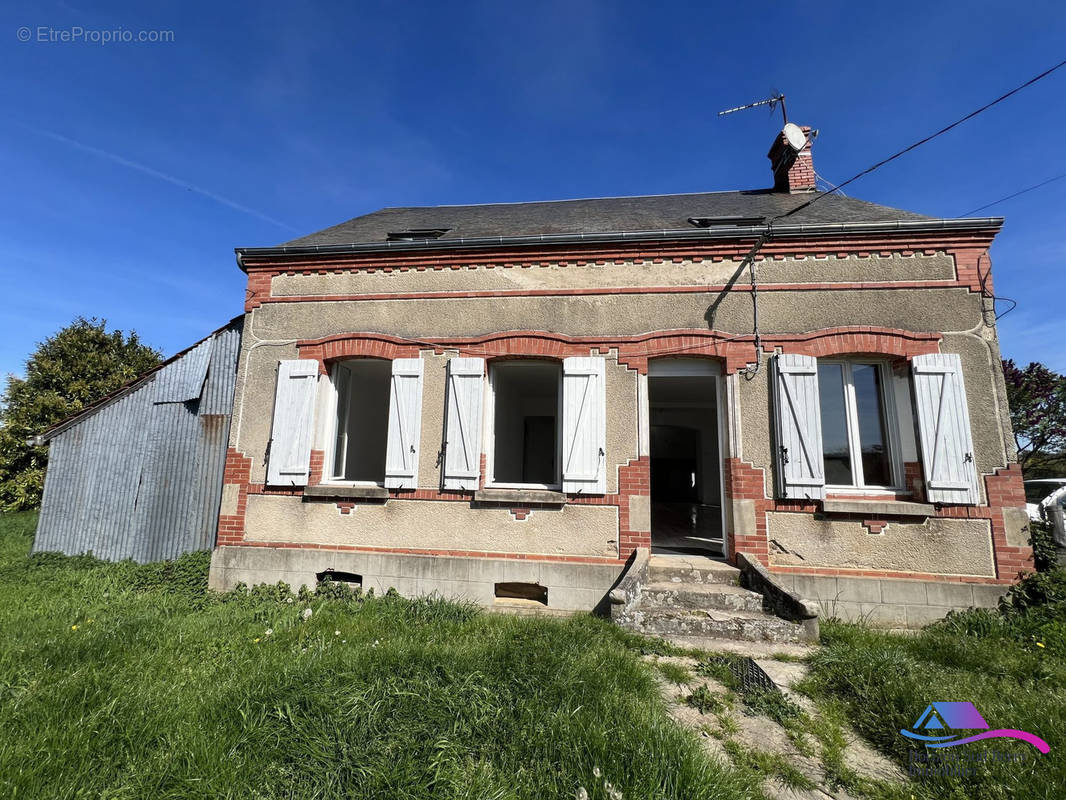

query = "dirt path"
[[644, 646, 909, 800]]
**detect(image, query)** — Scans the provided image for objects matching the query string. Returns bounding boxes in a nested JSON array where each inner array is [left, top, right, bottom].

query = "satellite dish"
[[782, 122, 807, 151]]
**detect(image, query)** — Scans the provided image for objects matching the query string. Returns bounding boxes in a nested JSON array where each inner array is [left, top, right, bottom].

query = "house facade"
[[208, 127, 1033, 624]]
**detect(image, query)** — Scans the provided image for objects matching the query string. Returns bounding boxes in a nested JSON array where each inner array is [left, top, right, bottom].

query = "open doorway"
[[648, 360, 724, 556]]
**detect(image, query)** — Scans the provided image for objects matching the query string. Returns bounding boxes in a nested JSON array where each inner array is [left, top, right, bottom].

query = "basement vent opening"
[[386, 228, 450, 242], [687, 216, 765, 228], [494, 582, 548, 606], [316, 569, 363, 587]]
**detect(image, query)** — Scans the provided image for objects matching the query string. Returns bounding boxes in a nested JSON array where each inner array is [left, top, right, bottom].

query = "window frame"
[[818, 358, 904, 494], [323, 359, 389, 488], [484, 359, 564, 491]]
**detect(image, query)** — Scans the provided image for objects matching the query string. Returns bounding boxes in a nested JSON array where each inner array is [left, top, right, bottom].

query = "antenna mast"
[[718, 92, 788, 125]]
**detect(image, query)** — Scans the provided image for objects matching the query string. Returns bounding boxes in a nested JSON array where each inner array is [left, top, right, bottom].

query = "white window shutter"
[[772, 353, 826, 500], [562, 356, 607, 494], [384, 358, 424, 489], [443, 358, 485, 491], [266, 359, 319, 486], [912, 353, 979, 504]]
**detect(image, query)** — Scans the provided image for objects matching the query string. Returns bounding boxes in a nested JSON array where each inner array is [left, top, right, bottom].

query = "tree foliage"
[[1003, 358, 1066, 472], [0, 318, 161, 511]]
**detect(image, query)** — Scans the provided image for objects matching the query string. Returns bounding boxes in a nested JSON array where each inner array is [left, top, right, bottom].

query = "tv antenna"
[[718, 92, 788, 125]]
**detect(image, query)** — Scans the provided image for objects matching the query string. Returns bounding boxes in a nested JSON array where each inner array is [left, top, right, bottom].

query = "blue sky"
[[2, 0, 1065, 380]]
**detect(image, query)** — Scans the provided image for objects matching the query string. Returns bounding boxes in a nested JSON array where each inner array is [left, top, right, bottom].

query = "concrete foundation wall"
[[244, 494, 620, 558], [210, 545, 624, 611], [771, 571, 1008, 628]]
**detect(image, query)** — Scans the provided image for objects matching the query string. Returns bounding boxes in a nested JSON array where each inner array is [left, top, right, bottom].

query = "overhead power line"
[[729, 58, 1066, 377], [960, 172, 1066, 217], [779, 57, 1066, 222]]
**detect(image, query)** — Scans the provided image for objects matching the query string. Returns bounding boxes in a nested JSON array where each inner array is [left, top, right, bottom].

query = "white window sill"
[[825, 485, 904, 496], [486, 482, 561, 491], [473, 488, 566, 506], [304, 484, 388, 501], [821, 498, 934, 517]]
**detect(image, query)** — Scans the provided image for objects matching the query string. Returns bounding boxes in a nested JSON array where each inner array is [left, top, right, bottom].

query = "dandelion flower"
[[254, 638, 261, 643], [302, 608, 312, 620], [1037, 642, 1045, 648], [71, 625, 78, 631]]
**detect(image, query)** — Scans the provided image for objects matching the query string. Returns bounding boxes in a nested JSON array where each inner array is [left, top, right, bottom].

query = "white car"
[[1024, 478, 1066, 521]]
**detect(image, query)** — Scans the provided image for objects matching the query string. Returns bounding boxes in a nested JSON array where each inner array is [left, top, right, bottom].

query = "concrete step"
[[657, 635, 816, 660], [648, 555, 741, 586], [631, 607, 807, 644], [641, 581, 766, 613]]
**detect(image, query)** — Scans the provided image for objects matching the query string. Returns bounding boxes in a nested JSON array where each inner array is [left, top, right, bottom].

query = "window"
[[329, 359, 392, 483], [817, 360, 899, 489], [489, 361, 561, 487], [386, 228, 449, 241]]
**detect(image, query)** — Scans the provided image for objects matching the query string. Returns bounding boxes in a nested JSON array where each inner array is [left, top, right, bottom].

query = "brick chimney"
[[767, 125, 816, 193]]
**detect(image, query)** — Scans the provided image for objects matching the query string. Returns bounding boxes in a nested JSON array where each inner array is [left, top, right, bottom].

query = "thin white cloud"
[[28, 126, 298, 232]]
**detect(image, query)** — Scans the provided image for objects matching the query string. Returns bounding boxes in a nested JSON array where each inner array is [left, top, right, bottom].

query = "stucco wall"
[[248, 288, 982, 342], [224, 246, 1018, 574], [243, 494, 620, 557], [270, 252, 957, 297], [766, 512, 996, 577]]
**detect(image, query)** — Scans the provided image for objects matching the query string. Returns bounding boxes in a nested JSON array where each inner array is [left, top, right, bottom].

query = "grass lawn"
[[0, 511, 761, 800], [801, 591, 1066, 799], [5, 507, 1064, 800]]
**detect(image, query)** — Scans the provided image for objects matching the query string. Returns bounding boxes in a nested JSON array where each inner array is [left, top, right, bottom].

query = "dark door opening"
[[648, 367, 724, 556]]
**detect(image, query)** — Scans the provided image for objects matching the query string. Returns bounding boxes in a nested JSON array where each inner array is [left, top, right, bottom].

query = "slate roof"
[[280, 190, 937, 248]]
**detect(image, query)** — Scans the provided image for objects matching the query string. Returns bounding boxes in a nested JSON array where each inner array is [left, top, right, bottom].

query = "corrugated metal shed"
[[33, 317, 244, 562]]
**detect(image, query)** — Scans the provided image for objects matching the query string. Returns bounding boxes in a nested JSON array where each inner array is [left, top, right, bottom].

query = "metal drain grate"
[[706, 655, 780, 695], [732, 656, 779, 695]]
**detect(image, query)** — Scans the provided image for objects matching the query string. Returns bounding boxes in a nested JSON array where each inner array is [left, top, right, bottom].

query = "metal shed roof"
[[32, 317, 244, 563]]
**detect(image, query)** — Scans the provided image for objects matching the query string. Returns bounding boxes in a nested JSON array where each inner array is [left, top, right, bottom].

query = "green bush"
[[1029, 519, 1059, 573], [1000, 567, 1066, 614]]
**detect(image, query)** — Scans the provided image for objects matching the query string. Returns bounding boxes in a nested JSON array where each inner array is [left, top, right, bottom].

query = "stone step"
[[641, 581, 766, 613], [648, 555, 741, 586], [631, 607, 808, 644], [657, 635, 816, 660]]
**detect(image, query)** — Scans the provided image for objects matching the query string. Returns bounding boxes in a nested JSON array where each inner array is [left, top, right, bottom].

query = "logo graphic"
[[900, 702, 1049, 753]]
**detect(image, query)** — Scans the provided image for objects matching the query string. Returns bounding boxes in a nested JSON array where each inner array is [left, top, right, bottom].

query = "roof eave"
[[234, 217, 1004, 270]]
